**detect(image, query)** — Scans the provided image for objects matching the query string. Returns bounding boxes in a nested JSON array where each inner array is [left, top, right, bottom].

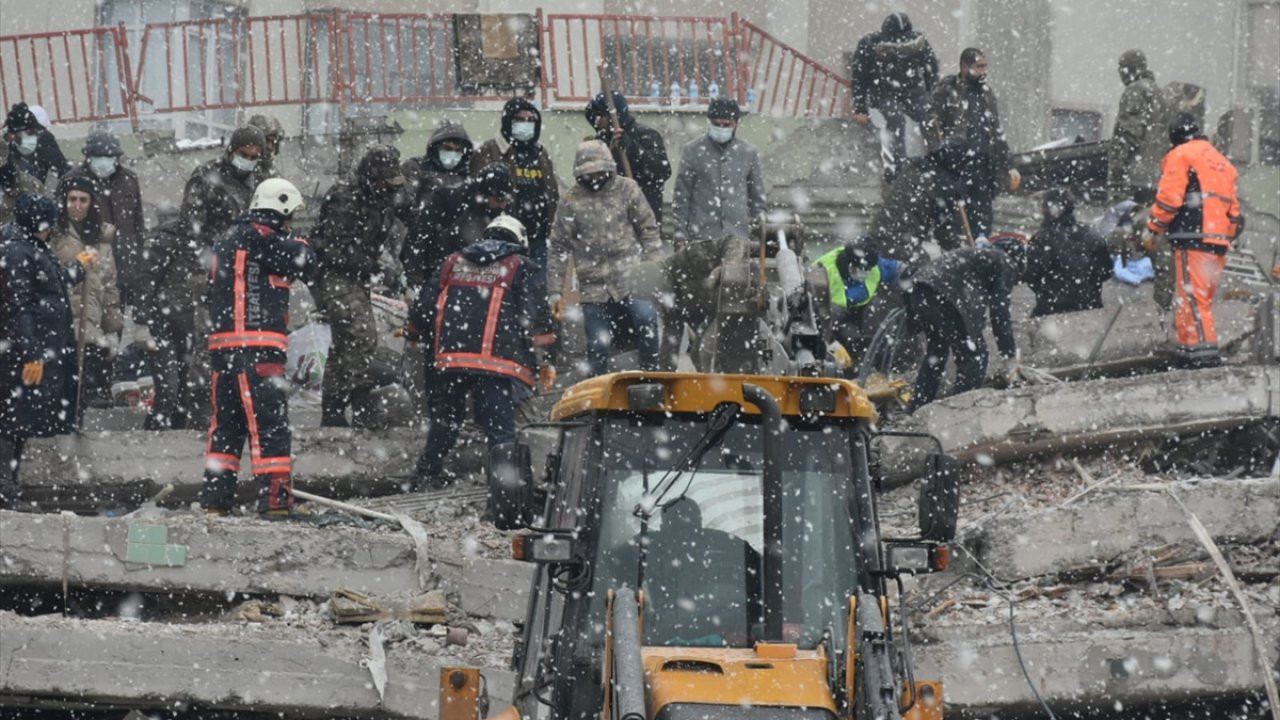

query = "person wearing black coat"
[[904, 238, 1025, 412], [1024, 188, 1114, 317], [584, 91, 672, 226], [3, 103, 70, 185], [0, 193, 93, 507]]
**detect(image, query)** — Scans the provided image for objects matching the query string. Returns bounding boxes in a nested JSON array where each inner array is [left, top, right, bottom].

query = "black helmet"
[[838, 237, 880, 280], [82, 129, 124, 157], [1168, 112, 1201, 146]]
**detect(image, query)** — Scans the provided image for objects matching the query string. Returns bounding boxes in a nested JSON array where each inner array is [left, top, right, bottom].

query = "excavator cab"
[[487, 372, 956, 720]]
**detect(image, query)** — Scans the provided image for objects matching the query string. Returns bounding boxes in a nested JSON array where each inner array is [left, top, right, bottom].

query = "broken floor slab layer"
[[959, 477, 1280, 582], [913, 622, 1278, 711], [879, 364, 1279, 484], [12, 427, 477, 512], [0, 611, 515, 719], [0, 510, 534, 621]]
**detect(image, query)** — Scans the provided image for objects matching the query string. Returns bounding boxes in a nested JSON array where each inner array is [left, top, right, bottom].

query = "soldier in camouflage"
[[1107, 50, 1170, 205]]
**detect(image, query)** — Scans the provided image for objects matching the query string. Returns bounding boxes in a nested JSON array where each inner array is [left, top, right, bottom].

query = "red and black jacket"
[[409, 238, 554, 386], [207, 210, 317, 357]]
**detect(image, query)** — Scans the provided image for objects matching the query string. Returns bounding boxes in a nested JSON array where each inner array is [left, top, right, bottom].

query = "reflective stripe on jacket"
[[1147, 138, 1242, 249]]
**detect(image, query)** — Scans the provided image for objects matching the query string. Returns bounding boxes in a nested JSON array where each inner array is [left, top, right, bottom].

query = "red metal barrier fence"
[[0, 11, 851, 130]]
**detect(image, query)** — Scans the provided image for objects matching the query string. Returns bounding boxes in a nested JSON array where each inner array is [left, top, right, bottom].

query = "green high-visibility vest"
[[816, 248, 880, 309]]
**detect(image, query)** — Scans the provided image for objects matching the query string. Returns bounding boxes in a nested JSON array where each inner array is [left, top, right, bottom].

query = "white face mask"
[[17, 133, 39, 156], [438, 149, 463, 170], [708, 125, 734, 145], [89, 156, 118, 178], [231, 154, 259, 173], [510, 121, 536, 143]]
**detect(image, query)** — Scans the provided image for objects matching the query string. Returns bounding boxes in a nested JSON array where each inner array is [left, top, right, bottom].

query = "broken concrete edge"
[[955, 477, 1280, 583], [0, 612, 516, 720], [0, 511, 533, 621], [912, 622, 1279, 709]]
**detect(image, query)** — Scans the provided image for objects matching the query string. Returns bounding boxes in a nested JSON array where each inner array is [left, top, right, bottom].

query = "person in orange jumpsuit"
[[1146, 113, 1244, 368]]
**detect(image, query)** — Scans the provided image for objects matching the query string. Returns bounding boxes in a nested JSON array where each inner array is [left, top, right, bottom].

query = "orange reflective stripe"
[[268, 274, 291, 289], [436, 352, 535, 385], [234, 249, 248, 334], [238, 373, 264, 465], [205, 371, 222, 455], [481, 286, 506, 355], [253, 456, 291, 474], [209, 331, 288, 351], [205, 452, 241, 472]]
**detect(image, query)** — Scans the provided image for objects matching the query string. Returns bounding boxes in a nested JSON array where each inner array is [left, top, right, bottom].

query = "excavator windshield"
[[585, 414, 860, 653]]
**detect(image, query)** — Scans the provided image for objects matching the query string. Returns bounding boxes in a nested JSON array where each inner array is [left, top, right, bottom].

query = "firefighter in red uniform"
[[1145, 113, 1244, 368], [406, 215, 555, 492], [202, 178, 317, 516]]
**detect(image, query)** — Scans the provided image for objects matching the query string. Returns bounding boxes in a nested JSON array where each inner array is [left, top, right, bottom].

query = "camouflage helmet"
[[356, 144, 405, 186], [227, 126, 266, 154], [1118, 49, 1148, 83], [247, 114, 284, 139]]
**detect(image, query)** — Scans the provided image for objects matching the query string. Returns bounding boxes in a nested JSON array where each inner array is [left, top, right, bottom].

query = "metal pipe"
[[610, 588, 647, 720], [740, 383, 784, 641]]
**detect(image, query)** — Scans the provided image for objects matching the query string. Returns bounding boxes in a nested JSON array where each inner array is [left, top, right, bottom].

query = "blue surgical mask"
[[708, 125, 734, 145], [510, 121, 536, 143], [438, 149, 463, 170], [89, 156, 118, 178], [231, 154, 259, 173], [17, 133, 39, 156]]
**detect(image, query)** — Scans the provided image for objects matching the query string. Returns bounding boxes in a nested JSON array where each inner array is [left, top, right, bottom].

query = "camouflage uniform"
[[0, 141, 41, 225], [1107, 50, 1170, 205], [660, 234, 748, 370], [869, 142, 968, 261], [247, 114, 284, 178], [311, 145, 404, 426]]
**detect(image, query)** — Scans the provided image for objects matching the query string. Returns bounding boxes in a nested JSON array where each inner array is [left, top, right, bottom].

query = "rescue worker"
[[1023, 187, 1113, 317], [201, 178, 316, 517], [50, 176, 124, 410], [247, 114, 285, 178], [1145, 113, 1243, 368], [905, 237, 1025, 412], [850, 12, 940, 182], [924, 48, 1019, 239], [402, 161, 513, 295], [814, 237, 904, 366], [584, 91, 671, 224], [63, 129, 146, 305], [0, 138, 41, 225], [547, 140, 663, 376], [406, 215, 555, 491], [312, 144, 404, 427], [3, 102, 70, 185], [1107, 50, 1170, 205], [0, 193, 96, 508], [659, 233, 748, 371], [177, 125, 267, 426], [401, 119, 473, 221], [135, 218, 204, 430], [869, 137, 972, 261], [471, 98, 559, 272], [670, 98, 767, 247]]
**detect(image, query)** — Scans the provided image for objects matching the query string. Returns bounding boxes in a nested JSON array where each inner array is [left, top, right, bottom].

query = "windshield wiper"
[[633, 401, 742, 521]]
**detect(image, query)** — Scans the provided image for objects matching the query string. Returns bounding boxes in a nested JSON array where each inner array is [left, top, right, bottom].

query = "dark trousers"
[[416, 372, 517, 481], [876, 93, 929, 180], [908, 288, 988, 412], [960, 159, 996, 238], [147, 315, 194, 430], [0, 435, 24, 508], [582, 298, 660, 377], [201, 352, 293, 512]]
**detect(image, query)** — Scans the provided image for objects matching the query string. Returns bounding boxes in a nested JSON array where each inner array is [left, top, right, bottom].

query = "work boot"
[[321, 393, 350, 428]]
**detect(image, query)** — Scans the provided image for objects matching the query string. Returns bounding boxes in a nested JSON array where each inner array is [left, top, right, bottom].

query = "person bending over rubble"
[[1, 193, 97, 508], [814, 236, 905, 368], [904, 236, 1025, 412], [406, 215, 555, 491], [201, 179, 316, 518]]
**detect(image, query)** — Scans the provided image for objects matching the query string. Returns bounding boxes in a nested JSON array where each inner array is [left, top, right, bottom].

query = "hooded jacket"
[[63, 160, 146, 296], [401, 170, 511, 291], [402, 120, 473, 218], [0, 222, 83, 438], [313, 151, 402, 286], [1025, 210, 1113, 317], [409, 236, 554, 386], [585, 93, 672, 224], [470, 98, 559, 250], [907, 245, 1019, 360], [850, 12, 939, 114], [1107, 51, 1170, 201], [547, 141, 662, 303], [50, 203, 124, 349], [670, 130, 767, 244]]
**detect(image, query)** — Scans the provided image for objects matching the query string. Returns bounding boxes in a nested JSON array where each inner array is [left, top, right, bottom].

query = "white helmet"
[[250, 178, 305, 217], [486, 214, 528, 246]]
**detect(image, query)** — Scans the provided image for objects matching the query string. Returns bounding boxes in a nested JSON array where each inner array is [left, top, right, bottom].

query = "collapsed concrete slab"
[[879, 364, 1279, 484], [914, 622, 1277, 711], [14, 427, 438, 511], [959, 478, 1280, 582], [457, 558, 534, 623], [0, 612, 515, 719]]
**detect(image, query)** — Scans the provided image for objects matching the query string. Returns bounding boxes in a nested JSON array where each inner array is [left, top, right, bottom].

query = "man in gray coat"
[[547, 140, 663, 376], [670, 98, 767, 249]]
